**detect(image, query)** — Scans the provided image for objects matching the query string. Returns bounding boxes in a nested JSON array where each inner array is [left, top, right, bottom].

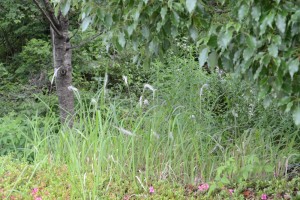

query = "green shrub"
[[12, 39, 51, 81]]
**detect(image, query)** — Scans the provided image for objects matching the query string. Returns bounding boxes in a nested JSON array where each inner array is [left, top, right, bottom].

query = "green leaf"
[[241, 59, 252, 73], [221, 177, 230, 184], [142, 26, 150, 39], [291, 10, 300, 24], [171, 11, 180, 26], [199, 47, 209, 68], [260, 11, 275, 35], [238, 4, 249, 21], [293, 107, 300, 126], [82, 17, 91, 32], [251, 6, 261, 22], [242, 171, 249, 180], [127, 24, 134, 36], [260, 54, 271, 66], [61, 0, 71, 16], [208, 51, 218, 69], [149, 39, 159, 54], [268, 44, 278, 58], [189, 26, 198, 41], [233, 49, 242, 64], [218, 0, 225, 5], [207, 35, 218, 47], [133, 10, 140, 22], [171, 26, 178, 37], [104, 14, 113, 27], [243, 47, 255, 61], [254, 66, 263, 80], [286, 102, 293, 113], [266, 11, 275, 27], [275, 0, 280, 4], [263, 95, 272, 108], [259, 21, 267, 35], [258, 83, 269, 100], [272, 35, 282, 45], [278, 96, 291, 106], [160, 7, 168, 21], [276, 13, 286, 34], [118, 32, 126, 48], [208, 183, 217, 196], [264, 165, 274, 173], [246, 35, 257, 49], [218, 30, 233, 49], [54, 5, 60, 16], [186, 0, 197, 14], [288, 59, 299, 79]]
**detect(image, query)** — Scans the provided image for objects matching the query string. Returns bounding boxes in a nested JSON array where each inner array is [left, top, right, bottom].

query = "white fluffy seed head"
[[122, 76, 128, 85], [151, 129, 160, 139], [91, 98, 97, 104], [199, 83, 209, 96], [51, 67, 61, 85], [139, 96, 143, 107], [168, 132, 174, 140], [104, 73, 108, 88], [68, 85, 78, 92], [144, 83, 155, 92], [122, 75, 128, 86], [114, 126, 135, 136], [143, 99, 149, 106], [143, 83, 156, 99], [232, 109, 238, 117]]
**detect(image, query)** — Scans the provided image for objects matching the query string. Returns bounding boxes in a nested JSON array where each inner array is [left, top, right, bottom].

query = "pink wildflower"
[[198, 183, 209, 191], [149, 186, 155, 194], [31, 188, 38, 196], [261, 194, 267, 200], [35, 197, 42, 200], [228, 189, 234, 195]]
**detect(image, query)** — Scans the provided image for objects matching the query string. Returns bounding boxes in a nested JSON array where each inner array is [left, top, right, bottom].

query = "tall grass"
[[2, 56, 299, 198]]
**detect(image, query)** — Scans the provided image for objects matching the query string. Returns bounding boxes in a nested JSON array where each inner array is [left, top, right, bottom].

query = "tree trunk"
[[51, 14, 74, 127]]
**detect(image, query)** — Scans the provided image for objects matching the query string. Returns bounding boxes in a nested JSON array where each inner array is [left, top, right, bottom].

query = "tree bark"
[[51, 14, 74, 127]]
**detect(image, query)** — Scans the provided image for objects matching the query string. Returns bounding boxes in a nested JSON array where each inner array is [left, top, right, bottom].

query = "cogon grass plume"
[[114, 126, 135, 136], [199, 83, 209, 97], [143, 83, 156, 100], [122, 75, 128, 86]]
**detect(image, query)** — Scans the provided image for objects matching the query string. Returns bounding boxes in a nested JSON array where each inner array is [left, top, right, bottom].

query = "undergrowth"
[[0, 56, 299, 199]]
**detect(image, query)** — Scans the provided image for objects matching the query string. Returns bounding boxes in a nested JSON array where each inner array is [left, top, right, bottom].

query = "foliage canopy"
[[52, 0, 300, 124]]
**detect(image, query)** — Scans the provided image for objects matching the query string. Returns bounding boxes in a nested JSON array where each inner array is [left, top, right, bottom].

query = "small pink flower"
[[198, 183, 209, 191], [149, 186, 154, 194], [35, 197, 42, 200], [228, 189, 234, 195], [261, 194, 267, 200], [31, 188, 38, 196]]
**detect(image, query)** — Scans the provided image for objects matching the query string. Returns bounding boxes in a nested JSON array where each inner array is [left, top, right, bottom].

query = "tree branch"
[[32, 0, 63, 37], [69, 27, 80, 41], [69, 31, 103, 50], [42, 0, 61, 27]]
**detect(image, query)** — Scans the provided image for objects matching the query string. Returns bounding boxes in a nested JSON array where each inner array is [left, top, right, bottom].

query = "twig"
[[69, 28, 79, 41], [69, 31, 103, 50]]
